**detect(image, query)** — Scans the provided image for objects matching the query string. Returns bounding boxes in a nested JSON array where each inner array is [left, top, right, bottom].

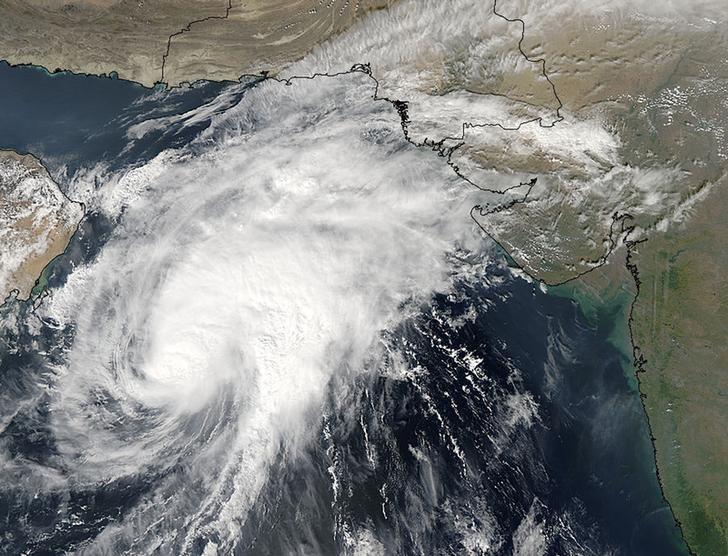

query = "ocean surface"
[[0, 61, 251, 177], [0, 62, 688, 555]]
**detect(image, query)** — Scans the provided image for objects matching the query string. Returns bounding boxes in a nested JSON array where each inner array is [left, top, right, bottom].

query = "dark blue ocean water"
[[0, 63, 688, 555], [239, 264, 688, 555], [0, 61, 253, 178]]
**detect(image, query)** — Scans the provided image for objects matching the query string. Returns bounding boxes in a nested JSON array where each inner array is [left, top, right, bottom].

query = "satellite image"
[[0, 0, 726, 554]]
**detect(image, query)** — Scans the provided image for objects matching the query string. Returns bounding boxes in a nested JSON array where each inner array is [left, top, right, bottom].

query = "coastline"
[[0, 50, 697, 553]]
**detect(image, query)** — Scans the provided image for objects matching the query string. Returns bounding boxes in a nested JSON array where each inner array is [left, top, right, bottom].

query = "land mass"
[[479, 4, 728, 553], [0, 150, 83, 303], [0, 0, 394, 87]]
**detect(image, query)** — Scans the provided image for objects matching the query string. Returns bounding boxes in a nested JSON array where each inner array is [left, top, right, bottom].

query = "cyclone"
[[3, 70, 492, 553]]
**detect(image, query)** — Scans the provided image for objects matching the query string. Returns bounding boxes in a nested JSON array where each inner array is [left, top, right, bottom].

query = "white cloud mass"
[[40, 71, 487, 553]]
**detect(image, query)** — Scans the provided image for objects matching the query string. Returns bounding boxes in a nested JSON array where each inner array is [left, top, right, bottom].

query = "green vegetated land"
[[632, 188, 728, 555], [619, 38, 728, 555]]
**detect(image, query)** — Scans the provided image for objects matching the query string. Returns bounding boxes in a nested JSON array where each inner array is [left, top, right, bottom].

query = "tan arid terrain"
[[0, 150, 84, 303], [0, 0, 393, 87]]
